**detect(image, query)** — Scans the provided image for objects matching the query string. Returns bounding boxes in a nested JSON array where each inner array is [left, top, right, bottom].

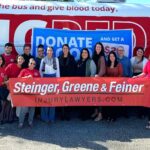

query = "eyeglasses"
[[30, 63, 36, 66], [38, 50, 43, 52]]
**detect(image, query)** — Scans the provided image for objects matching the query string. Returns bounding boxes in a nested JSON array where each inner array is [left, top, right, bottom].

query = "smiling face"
[[117, 47, 124, 58], [109, 53, 116, 63], [136, 48, 144, 58], [5, 46, 12, 55], [37, 47, 44, 58], [24, 46, 31, 55], [63, 45, 69, 57], [28, 59, 36, 70], [95, 44, 102, 55], [47, 47, 53, 57], [82, 49, 89, 60], [17, 56, 24, 66]]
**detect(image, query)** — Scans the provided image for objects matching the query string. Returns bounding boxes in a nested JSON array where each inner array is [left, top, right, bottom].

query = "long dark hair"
[[93, 42, 105, 57], [136, 47, 144, 63], [107, 51, 118, 67], [62, 44, 70, 57], [80, 48, 90, 60], [0, 55, 5, 67], [92, 42, 105, 65]]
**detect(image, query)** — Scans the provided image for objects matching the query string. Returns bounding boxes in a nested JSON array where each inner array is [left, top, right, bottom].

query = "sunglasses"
[[30, 62, 36, 65]]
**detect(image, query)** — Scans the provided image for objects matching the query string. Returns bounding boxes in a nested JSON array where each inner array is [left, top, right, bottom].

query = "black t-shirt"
[[76, 60, 86, 77]]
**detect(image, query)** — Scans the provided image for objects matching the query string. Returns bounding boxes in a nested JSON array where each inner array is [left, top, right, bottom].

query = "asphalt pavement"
[[0, 117, 150, 150]]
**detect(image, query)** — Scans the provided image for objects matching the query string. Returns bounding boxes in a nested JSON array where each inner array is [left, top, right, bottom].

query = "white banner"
[[0, 0, 150, 17]]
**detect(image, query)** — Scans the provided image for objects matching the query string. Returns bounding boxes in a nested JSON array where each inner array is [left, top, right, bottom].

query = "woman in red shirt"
[[133, 54, 150, 129], [18, 58, 40, 128], [0, 55, 9, 124], [104, 51, 123, 122], [1, 55, 24, 124]]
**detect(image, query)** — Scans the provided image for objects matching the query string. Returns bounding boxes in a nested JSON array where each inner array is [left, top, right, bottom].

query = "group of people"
[[0, 42, 150, 129]]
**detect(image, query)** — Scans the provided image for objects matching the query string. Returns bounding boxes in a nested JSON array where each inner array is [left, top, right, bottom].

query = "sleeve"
[[37, 70, 41, 77], [98, 56, 106, 77], [90, 60, 97, 77], [143, 58, 148, 71], [128, 59, 133, 77], [130, 57, 134, 73], [18, 69, 25, 78], [56, 58, 60, 77], [39, 59, 44, 77], [5, 64, 11, 78], [71, 56, 77, 76], [118, 63, 123, 77], [143, 61, 148, 74]]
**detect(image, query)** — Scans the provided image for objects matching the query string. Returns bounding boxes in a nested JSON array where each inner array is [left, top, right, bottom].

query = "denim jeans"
[[19, 107, 35, 124], [40, 73, 56, 122]]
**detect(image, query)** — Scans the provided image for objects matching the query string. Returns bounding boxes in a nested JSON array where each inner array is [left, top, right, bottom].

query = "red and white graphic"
[[0, 1, 150, 57]]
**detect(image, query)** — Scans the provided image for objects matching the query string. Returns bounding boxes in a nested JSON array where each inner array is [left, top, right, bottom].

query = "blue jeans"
[[19, 107, 35, 124], [41, 73, 56, 122]]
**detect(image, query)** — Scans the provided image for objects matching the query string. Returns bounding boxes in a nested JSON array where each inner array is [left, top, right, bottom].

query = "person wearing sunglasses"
[[17, 58, 40, 128]]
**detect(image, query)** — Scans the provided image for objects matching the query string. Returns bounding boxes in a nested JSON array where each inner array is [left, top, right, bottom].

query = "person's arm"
[[98, 56, 106, 77], [39, 59, 44, 77], [128, 59, 133, 77], [56, 58, 60, 77], [90, 60, 96, 77], [130, 57, 134, 74], [118, 63, 123, 77], [133, 61, 148, 78], [18, 69, 30, 78], [5, 64, 11, 79], [132, 72, 146, 78]]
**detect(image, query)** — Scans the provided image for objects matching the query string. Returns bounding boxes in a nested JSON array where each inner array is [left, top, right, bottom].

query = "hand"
[[23, 75, 33, 78], [132, 76, 138, 78], [27, 75, 33, 78]]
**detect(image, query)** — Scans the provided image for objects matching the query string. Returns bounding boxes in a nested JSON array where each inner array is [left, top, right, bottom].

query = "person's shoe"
[[18, 123, 23, 129], [94, 113, 102, 122], [0, 121, 4, 125], [146, 121, 150, 129], [65, 116, 70, 121], [91, 112, 98, 119], [28, 122, 33, 128]]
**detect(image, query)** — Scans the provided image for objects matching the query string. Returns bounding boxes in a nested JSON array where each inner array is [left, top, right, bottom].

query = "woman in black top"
[[58, 44, 76, 120], [76, 48, 96, 120]]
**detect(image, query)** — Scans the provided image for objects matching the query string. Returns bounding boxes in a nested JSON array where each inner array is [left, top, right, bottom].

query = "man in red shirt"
[[2, 43, 17, 67]]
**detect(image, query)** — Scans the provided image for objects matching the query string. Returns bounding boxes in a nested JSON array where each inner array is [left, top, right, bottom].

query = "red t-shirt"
[[143, 60, 150, 78], [5, 63, 22, 78], [2, 53, 17, 67], [18, 68, 40, 78], [106, 63, 123, 77], [0, 67, 6, 86]]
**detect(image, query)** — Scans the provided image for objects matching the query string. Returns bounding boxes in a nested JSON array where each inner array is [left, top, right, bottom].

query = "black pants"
[[59, 107, 71, 120], [103, 106, 118, 120], [148, 108, 150, 121], [0, 86, 9, 113], [79, 107, 93, 120]]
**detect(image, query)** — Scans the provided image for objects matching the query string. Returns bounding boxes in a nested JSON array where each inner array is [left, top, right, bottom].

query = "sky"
[[126, 0, 150, 4], [73, 0, 150, 4]]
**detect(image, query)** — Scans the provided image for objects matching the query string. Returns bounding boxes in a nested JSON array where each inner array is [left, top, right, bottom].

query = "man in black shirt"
[[22, 44, 34, 68], [35, 44, 44, 70]]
